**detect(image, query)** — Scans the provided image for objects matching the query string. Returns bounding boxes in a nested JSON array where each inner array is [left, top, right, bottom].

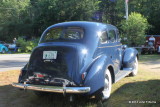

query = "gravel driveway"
[[0, 54, 30, 72], [139, 59, 160, 72]]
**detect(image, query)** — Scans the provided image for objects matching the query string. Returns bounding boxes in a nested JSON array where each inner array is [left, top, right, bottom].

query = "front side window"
[[116, 29, 121, 42], [40, 27, 83, 43]]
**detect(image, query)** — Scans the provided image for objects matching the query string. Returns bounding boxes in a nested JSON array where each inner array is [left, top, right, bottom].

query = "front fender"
[[123, 48, 138, 68], [84, 55, 108, 95]]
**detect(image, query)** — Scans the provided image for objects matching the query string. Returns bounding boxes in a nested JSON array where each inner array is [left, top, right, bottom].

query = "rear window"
[[40, 27, 84, 43]]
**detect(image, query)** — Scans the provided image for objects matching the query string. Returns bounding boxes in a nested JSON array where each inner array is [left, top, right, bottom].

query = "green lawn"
[[105, 54, 160, 107], [139, 54, 160, 62], [0, 55, 160, 107]]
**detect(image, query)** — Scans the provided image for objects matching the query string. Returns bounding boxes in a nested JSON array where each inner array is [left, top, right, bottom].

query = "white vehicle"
[[8, 44, 16, 49]]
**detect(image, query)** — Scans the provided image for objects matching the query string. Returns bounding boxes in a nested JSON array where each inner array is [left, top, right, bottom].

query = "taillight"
[[82, 72, 87, 80], [36, 73, 44, 78]]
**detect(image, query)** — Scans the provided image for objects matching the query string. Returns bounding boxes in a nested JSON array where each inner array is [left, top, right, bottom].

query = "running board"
[[115, 68, 133, 83]]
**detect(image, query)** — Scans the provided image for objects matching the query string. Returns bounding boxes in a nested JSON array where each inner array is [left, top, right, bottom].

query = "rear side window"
[[40, 27, 84, 43], [100, 31, 108, 43], [108, 30, 116, 42]]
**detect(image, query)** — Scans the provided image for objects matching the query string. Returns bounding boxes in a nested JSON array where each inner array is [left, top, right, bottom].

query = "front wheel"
[[129, 57, 138, 76], [95, 69, 112, 101]]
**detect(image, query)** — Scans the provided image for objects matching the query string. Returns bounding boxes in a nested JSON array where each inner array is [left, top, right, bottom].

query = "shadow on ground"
[[104, 80, 160, 107], [0, 80, 160, 107]]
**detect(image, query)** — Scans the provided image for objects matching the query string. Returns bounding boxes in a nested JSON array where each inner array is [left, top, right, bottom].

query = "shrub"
[[17, 37, 39, 53], [120, 12, 150, 46]]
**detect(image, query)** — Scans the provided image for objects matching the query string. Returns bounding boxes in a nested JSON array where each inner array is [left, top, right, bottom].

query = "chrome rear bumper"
[[12, 83, 90, 94]]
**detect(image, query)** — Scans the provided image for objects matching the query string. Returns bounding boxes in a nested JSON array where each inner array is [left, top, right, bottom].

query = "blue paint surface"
[[20, 21, 138, 95]]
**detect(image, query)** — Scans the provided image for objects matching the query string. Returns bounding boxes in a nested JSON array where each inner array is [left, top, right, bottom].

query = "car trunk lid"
[[26, 44, 80, 86]]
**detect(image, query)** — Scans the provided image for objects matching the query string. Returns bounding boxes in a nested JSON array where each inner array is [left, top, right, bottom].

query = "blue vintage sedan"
[[0, 43, 8, 54], [12, 21, 138, 101]]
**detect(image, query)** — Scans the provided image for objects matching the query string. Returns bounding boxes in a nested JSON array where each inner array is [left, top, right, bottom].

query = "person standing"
[[13, 38, 17, 44], [13, 38, 18, 52], [148, 35, 155, 46], [149, 36, 155, 43]]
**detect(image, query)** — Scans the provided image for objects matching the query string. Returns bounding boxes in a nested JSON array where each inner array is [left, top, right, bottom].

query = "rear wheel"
[[141, 49, 146, 55], [95, 69, 112, 101], [157, 46, 160, 54], [1, 49, 6, 54], [141, 51, 145, 55], [148, 49, 153, 54], [129, 57, 138, 76]]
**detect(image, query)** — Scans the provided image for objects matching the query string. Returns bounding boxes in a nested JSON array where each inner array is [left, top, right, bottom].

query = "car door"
[[96, 27, 122, 75], [97, 28, 118, 74], [107, 28, 121, 74]]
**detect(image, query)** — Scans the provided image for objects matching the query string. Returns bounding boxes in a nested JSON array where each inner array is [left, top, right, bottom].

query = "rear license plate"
[[43, 51, 57, 59]]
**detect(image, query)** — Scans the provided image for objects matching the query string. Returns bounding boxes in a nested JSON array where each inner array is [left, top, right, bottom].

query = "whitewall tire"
[[96, 69, 112, 101], [129, 57, 138, 76]]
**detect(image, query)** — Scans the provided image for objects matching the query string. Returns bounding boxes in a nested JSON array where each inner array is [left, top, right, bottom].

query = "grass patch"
[[139, 54, 160, 62], [0, 55, 160, 107]]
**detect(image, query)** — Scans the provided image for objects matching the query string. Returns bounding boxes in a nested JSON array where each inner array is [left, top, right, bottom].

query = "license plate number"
[[43, 51, 57, 59]]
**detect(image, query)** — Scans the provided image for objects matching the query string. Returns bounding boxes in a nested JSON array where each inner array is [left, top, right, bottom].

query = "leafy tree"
[[0, 0, 100, 42], [0, 0, 30, 42], [128, 0, 160, 34], [120, 12, 149, 46], [1, 0, 160, 43], [99, 0, 120, 25], [29, 0, 100, 37]]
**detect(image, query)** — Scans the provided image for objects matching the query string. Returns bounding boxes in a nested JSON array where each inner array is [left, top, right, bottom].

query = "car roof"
[[47, 21, 117, 31], [53, 21, 105, 27], [40, 21, 118, 46]]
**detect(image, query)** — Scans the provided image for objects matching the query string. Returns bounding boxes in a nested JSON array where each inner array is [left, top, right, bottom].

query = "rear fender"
[[123, 48, 138, 68], [0, 45, 8, 52], [83, 55, 110, 95], [18, 64, 28, 83]]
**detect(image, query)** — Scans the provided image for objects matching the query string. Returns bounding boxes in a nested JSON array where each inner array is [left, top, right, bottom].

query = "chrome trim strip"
[[98, 44, 122, 48], [12, 83, 90, 94]]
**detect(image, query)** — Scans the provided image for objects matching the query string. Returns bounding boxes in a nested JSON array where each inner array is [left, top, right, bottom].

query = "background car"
[[0, 44, 8, 54], [0, 41, 9, 48], [0, 41, 16, 50], [12, 21, 138, 101], [8, 43, 16, 50]]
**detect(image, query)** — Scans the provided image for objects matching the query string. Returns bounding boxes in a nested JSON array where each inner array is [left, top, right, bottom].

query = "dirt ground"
[[139, 58, 160, 73]]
